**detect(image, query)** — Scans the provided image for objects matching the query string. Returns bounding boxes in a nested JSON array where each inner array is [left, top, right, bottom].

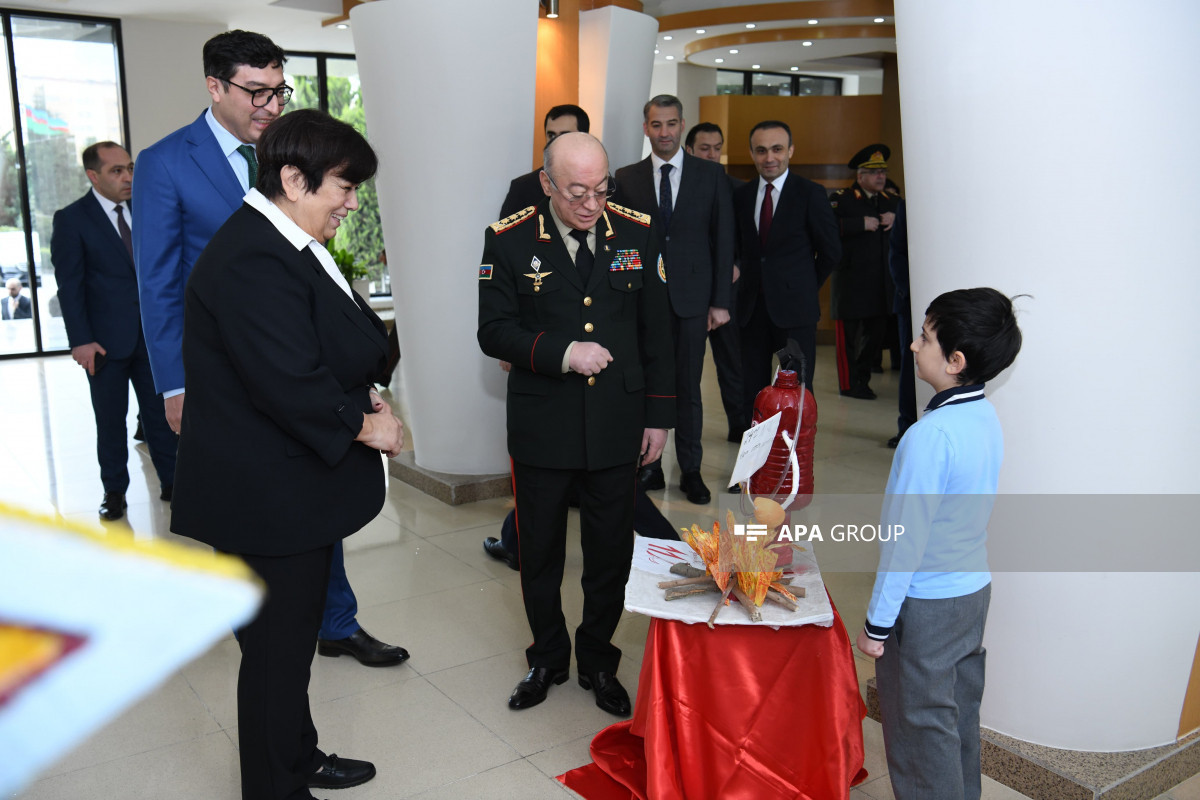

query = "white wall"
[[579, 6, 658, 172], [121, 19, 222, 156], [897, 0, 1200, 751]]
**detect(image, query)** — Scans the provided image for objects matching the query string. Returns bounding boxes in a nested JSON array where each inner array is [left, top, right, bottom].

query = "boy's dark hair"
[[925, 288, 1023, 385], [685, 122, 723, 150], [82, 141, 124, 172], [545, 104, 590, 133], [203, 30, 286, 83], [256, 109, 377, 198], [749, 120, 792, 146]]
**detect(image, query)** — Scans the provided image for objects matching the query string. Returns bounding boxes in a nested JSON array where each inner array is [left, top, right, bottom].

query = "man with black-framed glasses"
[[133, 31, 406, 795]]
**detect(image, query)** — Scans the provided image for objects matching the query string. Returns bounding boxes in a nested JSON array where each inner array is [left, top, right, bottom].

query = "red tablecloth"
[[559, 595, 867, 800]]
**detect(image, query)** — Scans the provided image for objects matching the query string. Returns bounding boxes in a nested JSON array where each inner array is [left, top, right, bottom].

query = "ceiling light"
[[654, 49, 660, 54], [752, 64, 761, 69], [715, 58, 724, 63], [542, 0, 559, 18], [696, 29, 706, 34], [746, 23, 756, 29], [874, 17, 886, 23], [335, 23, 348, 29], [802, 41, 812, 46], [729, 49, 738, 54], [808, 19, 818, 25], [663, 35, 673, 40], [666, 55, 675, 60], [790, 66, 799, 71]]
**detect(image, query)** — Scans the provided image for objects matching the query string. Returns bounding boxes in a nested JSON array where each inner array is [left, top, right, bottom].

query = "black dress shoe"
[[133, 420, 145, 441], [637, 464, 665, 491], [579, 671, 632, 717], [887, 434, 902, 449], [317, 627, 409, 667], [99, 492, 126, 521], [308, 753, 376, 790], [727, 482, 743, 494], [679, 471, 711, 505], [508, 666, 569, 710], [159, 485, 173, 502], [483, 536, 518, 571], [840, 386, 877, 400]]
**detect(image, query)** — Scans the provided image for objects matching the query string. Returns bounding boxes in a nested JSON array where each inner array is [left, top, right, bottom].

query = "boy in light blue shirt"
[[856, 287, 1023, 800]]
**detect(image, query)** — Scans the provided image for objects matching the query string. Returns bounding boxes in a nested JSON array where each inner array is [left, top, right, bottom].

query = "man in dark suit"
[[614, 96, 733, 505], [3, 279, 31, 319], [734, 120, 841, 403], [499, 104, 590, 219], [133, 29, 406, 669], [685, 121, 746, 444], [478, 133, 674, 716], [51, 142, 177, 521]]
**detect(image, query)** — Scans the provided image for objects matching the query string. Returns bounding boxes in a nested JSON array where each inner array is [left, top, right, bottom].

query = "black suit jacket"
[[477, 200, 675, 471], [500, 168, 547, 220], [2, 293, 31, 319], [51, 192, 141, 358], [171, 204, 390, 556], [734, 173, 842, 329], [613, 153, 734, 318]]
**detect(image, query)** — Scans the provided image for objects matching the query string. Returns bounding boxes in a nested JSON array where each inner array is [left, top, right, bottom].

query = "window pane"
[[284, 55, 320, 111], [798, 76, 841, 96], [0, 32, 35, 354], [751, 73, 792, 96], [716, 70, 743, 95]]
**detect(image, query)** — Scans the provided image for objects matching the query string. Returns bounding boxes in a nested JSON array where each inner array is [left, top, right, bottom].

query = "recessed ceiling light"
[[802, 41, 812, 46], [729, 49, 738, 54], [715, 58, 724, 63], [746, 23, 756, 29], [790, 66, 799, 71], [336, 23, 348, 29], [874, 17, 886, 23], [752, 64, 761, 69], [696, 29, 706, 34], [666, 55, 675, 60], [654, 49, 660, 54], [663, 35, 673, 40], [808, 19, 818, 25]]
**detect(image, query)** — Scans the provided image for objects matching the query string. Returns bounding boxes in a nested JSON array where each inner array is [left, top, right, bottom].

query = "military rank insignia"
[[657, 254, 667, 283], [478, 264, 493, 280], [610, 249, 643, 271]]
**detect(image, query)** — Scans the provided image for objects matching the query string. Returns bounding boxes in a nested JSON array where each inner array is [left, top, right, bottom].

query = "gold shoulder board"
[[605, 202, 651, 227], [489, 206, 537, 234]]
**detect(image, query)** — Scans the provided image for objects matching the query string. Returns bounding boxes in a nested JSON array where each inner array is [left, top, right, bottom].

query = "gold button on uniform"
[[583, 296, 592, 306], [587, 376, 596, 386], [584, 322, 594, 333]]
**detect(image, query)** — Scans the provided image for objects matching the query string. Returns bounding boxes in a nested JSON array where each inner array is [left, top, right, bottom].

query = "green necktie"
[[237, 144, 258, 190]]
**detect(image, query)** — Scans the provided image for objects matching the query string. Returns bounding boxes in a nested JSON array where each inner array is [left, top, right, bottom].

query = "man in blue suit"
[[134, 30, 408, 672], [52, 142, 176, 522]]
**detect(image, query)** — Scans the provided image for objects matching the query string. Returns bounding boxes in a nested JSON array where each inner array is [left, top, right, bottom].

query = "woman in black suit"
[[171, 109, 404, 800]]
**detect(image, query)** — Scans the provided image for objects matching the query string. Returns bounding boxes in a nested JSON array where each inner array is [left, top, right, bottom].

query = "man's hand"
[[569, 342, 613, 376], [357, 409, 405, 458], [165, 394, 185, 434], [732, 265, 741, 283], [856, 629, 884, 659], [368, 387, 391, 414], [880, 211, 896, 231], [71, 342, 106, 376], [499, 360, 512, 373], [863, 216, 880, 232], [707, 307, 730, 332], [639, 428, 667, 466]]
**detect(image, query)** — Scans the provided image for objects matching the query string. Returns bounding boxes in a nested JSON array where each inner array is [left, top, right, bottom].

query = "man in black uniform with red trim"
[[478, 133, 674, 717]]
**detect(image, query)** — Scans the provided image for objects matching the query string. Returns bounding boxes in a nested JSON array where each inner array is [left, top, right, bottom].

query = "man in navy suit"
[[3, 278, 31, 319], [134, 30, 407, 671], [51, 142, 176, 522]]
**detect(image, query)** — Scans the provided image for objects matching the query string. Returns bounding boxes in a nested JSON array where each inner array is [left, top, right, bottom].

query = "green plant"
[[327, 241, 369, 282]]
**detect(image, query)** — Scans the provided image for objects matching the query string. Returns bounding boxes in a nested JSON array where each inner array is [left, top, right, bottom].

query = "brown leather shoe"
[[317, 627, 409, 667]]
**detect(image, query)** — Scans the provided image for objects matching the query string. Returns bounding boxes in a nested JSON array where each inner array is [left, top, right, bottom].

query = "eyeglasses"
[[545, 173, 615, 205], [225, 79, 294, 108]]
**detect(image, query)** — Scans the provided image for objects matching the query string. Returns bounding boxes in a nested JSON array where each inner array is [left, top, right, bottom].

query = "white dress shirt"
[[205, 107, 254, 193], [91, 187, 132, 238]]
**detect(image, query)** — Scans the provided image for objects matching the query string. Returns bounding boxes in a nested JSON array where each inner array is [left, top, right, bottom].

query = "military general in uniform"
[[478, 133, 675, 717]]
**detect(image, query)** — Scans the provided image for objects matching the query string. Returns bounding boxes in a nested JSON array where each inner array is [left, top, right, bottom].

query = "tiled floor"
[[4, 346, 1198, 799]]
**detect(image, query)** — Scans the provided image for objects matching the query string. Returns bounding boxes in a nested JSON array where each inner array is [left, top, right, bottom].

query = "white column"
[[352, 0, 537, 474], [579, 6, 658, 170], [896, 0, 1200, 750]]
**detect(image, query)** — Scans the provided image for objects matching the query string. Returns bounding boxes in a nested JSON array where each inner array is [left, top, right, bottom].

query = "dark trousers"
[[236, 546, 333, 800], [739, 292, 816, 427], [876, 584, 991, 800], [512, 460, 635, 674], [87, 334, 176, 493], [837, 316, 886, 392], [642, 311, 706, 476], [708, 289, 745, 435], [897, 307, 917, 437], [318, 542, 359, 640]]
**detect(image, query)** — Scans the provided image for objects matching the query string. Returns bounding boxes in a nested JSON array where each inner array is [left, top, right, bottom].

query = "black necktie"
[[659, 163, 674, 230], [237, 144, 257, 190], [115, 204, 133, 259], [570, 228, 593, 284]]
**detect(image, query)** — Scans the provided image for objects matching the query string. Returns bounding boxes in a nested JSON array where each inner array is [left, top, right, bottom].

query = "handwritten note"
[[727, 411, 781, 488]]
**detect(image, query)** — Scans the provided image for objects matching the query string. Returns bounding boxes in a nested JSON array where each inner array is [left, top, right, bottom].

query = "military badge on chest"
[[524, 255, 553, 292]]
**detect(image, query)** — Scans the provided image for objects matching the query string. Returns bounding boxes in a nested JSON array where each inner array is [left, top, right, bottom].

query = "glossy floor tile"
[[4, 347, 1189, 799]]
